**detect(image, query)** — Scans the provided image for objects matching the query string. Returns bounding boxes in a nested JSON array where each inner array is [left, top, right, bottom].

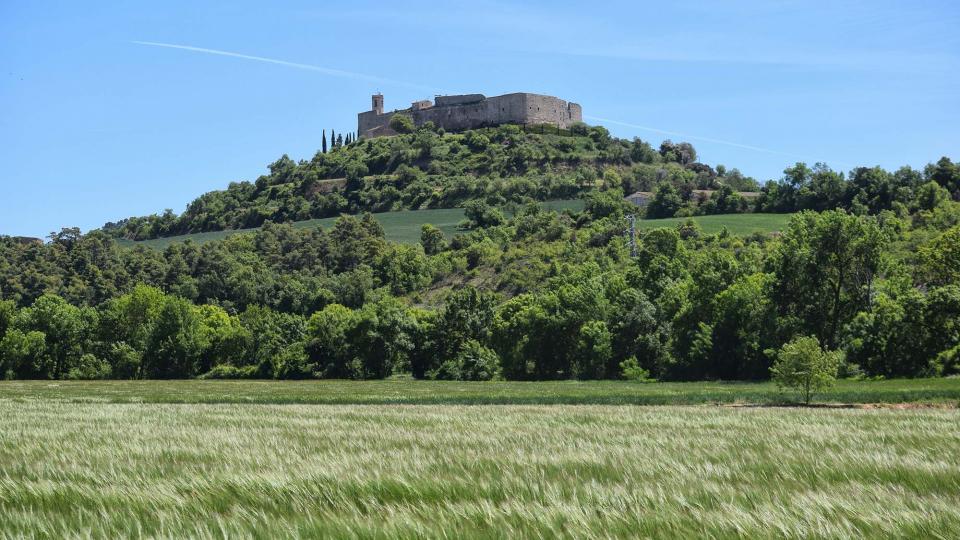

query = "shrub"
[[429, 340, 501, 381], [199, 364, 259, 379], [620, 357, 654, 382], [66, 354, 112, 380], [389, 114, 415, 134]]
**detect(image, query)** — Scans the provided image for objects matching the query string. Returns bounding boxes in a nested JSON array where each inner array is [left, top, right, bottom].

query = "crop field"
[[1, 398, 958, 538], [115, 203, 792, 250], [3, 377, 960, 405], [116, 199, 586, 249], [637, 212, 794, 235]]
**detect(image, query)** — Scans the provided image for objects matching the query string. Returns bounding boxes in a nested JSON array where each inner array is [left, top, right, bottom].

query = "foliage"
[[388, 114, 415, 134], [1, 153, 959, 382], [770, 336, 841, 404]]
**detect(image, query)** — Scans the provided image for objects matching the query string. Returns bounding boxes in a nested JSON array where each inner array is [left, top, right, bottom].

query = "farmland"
[[1, 398, 958, 538], [635, 212, 793, 235], [2, 377, 959, 405], [114, 202, 793, 249], [115, 199, 586, 249]]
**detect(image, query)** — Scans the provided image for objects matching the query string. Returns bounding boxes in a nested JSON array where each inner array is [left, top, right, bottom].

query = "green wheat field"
[[115, 202, 790, 250], [2, 401, 958, 538], [1, 379, 959, 538]]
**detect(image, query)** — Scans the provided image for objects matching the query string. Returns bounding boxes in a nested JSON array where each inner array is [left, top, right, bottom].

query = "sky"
[[1, 0, 958, 237]]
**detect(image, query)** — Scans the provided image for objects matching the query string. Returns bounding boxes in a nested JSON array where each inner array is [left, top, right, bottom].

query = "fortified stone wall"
[[358, 92, 582, 138]]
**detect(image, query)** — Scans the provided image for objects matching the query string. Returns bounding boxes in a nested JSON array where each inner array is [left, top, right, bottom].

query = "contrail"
[[131, 41, 440, 92], [130, 41, 838, 166], [586, 114, 850, 169], [585, 115, 795, 157]]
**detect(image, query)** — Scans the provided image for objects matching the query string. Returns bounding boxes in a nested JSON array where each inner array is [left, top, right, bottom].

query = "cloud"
[[131, 41, 441, 92]]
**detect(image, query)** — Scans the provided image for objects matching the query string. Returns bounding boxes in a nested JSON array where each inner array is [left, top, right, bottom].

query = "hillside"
[[118, 203, 791, 250], [117, 200, 585, 249], [101, 123, 762, 240]]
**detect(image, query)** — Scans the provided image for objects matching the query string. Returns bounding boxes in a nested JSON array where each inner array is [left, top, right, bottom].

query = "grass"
[[1, 401, 958, 538], [638, 212, 794, 235], [116, 199, 586, 249], [2, 377, 959, 405], [116, 203, 791, 250]]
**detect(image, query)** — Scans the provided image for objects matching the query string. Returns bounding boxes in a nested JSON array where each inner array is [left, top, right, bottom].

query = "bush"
[[199, 364, 259, 379], [429, 340, 501, 381], [66, 354, 112, 380], [389, 114, 415, 134], [620, 357, 654, 382]]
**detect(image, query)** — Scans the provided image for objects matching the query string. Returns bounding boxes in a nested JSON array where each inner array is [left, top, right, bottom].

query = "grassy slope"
[[3, 377, 958, 405], [636, 212, 793, 235], [1, 401, 958, 537], [117, 204, 792, 250], [116, 199, 586, 249]]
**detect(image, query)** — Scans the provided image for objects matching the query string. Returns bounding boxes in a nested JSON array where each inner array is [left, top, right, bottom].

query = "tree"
[[769, 211, 887, 349], [428, 339, 501, 381], [659, 140, 696, 164], [322, 130, 327, 153], [645, 183, 684, 218], [420, 224, 446, 255], [770, 336, 841, 404], [142, 297, 205, 378], [389, 114, 415, 134], [925, 156, 960, 200], [463, 200, 505, 229], [919, 226, 960, 286], [6, 294, 94, 379]]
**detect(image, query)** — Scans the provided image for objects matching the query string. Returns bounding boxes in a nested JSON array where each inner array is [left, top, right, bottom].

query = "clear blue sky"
[[2, 1, 958, 237]]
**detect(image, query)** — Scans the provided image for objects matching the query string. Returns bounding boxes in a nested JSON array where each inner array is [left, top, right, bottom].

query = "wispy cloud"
[[131, 41, 442, 92]]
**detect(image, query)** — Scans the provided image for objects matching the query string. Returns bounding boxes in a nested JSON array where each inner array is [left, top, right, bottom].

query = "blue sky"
[[1, 0, 958, 237]]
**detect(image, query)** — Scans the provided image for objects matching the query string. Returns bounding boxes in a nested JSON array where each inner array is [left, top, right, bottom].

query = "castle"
[[358, 92, 582, 138]]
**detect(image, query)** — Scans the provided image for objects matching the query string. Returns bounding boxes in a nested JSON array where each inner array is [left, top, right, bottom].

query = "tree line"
[[2, 183, 958, 380]]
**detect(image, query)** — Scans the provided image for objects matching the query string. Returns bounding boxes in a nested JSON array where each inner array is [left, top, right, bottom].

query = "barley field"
[[2, 377, 958, 405], [1, 400, 958, 538]]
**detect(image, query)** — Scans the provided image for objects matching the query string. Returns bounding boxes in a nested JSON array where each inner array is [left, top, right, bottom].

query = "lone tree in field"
[[771, 336, 841, 405]]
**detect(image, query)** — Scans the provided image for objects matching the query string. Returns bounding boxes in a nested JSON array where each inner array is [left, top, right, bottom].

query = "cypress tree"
[[337, 134, 343, 147], [330, 129, 336, 148], [322, 130, 327, 153]]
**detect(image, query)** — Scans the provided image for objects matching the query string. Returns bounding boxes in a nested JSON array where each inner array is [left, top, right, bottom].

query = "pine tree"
[[322, 130, 327, 153]]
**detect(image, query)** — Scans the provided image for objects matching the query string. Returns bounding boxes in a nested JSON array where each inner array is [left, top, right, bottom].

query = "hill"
[[117, 203, 790, 250], [634, 212, 792, 236], [116, 200, 584, 250], [101, 124, 763, 240]]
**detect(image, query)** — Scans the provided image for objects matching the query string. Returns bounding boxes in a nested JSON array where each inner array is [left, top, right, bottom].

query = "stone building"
[[358, 92, 582, 138]]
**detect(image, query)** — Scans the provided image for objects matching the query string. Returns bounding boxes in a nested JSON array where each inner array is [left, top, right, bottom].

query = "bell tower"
[[372, 93, 384, 115]]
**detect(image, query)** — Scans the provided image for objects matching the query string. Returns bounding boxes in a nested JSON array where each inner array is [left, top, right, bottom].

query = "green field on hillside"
[[3, 377, 958, 405], [637, 212, 793, 235], [117, 203, 792, 250], [116, 199, 586, 250], [2, 399, 957, 537]]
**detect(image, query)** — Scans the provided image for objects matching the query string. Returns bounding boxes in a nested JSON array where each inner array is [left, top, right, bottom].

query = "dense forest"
[[1, 125, 958, 381]]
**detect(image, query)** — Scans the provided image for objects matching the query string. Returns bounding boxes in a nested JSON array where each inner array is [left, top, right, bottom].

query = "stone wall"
[[358, 92, 582, 138]]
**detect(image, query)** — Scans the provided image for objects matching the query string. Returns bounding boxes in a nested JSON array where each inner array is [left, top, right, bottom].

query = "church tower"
[[372, 93, 384, 115]]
